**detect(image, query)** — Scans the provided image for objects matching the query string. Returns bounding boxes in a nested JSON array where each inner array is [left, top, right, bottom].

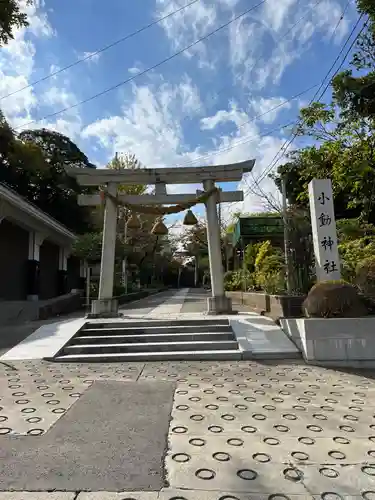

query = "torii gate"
[[67, 159, 255, 317]]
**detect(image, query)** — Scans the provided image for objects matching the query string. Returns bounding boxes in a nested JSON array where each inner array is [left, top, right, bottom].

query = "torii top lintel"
[[66, 159, 255, 186]]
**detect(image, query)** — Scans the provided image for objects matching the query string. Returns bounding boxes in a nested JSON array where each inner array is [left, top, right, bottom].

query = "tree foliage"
[[0, 0, 31, 46], [107, 152, 147, 196], [272, 0, 375, 225], [182, 222, 209, 257], [331, 0, 375, 121], [0, 116, 96, 233], [271, 0, 375, 227]]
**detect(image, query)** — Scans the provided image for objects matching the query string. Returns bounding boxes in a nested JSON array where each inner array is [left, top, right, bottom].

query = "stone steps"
[[52, 318, 242, 362], [63, 340, 239, 355], [73, 332, 234, 344], [53, 349, 242, 362], [80, 324, 231, 335]]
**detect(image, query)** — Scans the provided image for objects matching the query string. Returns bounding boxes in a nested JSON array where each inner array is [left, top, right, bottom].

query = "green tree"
[[19, 129, 96, 170], [107, 152, 147, 195], [273, 102, 375, 223], [0, 119, 96, 233], [16, 128, 96, 233], [330, 0, 375, 120], [0, 0, 31, 46], [182, 222, 209, 258]]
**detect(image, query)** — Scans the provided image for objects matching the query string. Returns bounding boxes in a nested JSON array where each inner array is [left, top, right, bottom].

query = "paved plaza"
[[0, 290, 374, 498]]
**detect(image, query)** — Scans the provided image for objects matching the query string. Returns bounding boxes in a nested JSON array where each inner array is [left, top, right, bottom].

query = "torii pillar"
[[68, 159, 255, 317], [95, 182, 119, 317], [203, 178, 231, 314]]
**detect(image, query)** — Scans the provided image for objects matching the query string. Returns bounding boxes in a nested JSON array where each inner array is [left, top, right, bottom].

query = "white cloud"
[[81, 51, 101, 64], [128, 66, 141, 75], [200, 103, 249, 130], [82, 71, 291, 218], [25, 0, 55, 38], [0, 0, 53, 125], [0, 0, 85, 141], [249, 96, 292, 124], [225, 0, 353, 90], [82, 77, 202, 167], [262, 0, 298, 33], [313, 0, 352, 44], [155, 0, 218, 66]]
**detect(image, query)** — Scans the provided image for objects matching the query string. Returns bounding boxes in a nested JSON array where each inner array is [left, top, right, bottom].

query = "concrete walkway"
[[1, 358, 375, 498], [0, 290, 373, 497], [0, 289, 299, 361]]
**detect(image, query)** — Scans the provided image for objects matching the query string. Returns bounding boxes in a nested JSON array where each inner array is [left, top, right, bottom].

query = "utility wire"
[[0, 0, 200, 101], [250, 13, 366, 189], [224, 12, 365, 221], [14, 0, 268, 130], [170, 84, 317, 168], [174, 0, 327, 133], [218, 1, 359, 222], [168, 0, 352, 170]]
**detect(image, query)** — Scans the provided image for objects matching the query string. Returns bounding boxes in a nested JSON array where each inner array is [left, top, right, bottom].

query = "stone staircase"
[[52, 318, 242, 362]]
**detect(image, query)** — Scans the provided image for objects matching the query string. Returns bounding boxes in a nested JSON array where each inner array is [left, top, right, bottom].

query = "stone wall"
[[227, 291, 305, 318]]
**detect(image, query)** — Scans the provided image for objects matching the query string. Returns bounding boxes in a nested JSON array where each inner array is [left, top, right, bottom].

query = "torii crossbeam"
[[67, 159, 255, 317]]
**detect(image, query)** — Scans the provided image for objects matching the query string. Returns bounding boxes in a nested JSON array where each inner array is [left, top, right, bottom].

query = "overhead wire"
[[168, 85, 317, 169], [169, 0, 351, 172], [165, 0, 327, 141], [250, 13, 366, 190], [0, 0, 201, 101], [14, 0, 268, 130], [224, 5, 364, 221]]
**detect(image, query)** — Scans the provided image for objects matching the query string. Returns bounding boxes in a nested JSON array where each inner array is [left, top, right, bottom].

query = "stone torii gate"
[[67, 159, 255, 317]]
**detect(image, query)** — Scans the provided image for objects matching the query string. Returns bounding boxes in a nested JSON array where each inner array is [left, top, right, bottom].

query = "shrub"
[[303, 280, 368, 318], [244, 242, 262, 272], [224, 269, 254, 291], [255, 254, 286, 294], [254, 240, 273, 270], [253, 242, 286, 295], [339, 237, 375, 282], [224, 271, 237, 291], [355, 255, 375, 300]]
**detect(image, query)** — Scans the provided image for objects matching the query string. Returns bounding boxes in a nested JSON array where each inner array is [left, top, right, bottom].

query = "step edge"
[[65, 340, 239, 349], [75, 332, 234, 339], [55, 349, 243, 359]]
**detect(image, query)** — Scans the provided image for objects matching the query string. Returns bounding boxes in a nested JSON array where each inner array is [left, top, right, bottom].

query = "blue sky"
[[0, 0, 359, 227]]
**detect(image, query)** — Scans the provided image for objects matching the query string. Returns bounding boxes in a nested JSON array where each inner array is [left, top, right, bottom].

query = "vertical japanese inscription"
[[308, 179, 341, 281]]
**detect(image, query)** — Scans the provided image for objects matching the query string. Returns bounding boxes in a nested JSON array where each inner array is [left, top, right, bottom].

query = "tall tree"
[[0, 0, 31, 46], [273, 100, 375, 223], [106, 151, 167, 270], [331, 1, 375, 121], [107, 152, 147, 195], [16, 129, 96, 232], [0, 123, 96, 233], [19, 129, 96, 171]]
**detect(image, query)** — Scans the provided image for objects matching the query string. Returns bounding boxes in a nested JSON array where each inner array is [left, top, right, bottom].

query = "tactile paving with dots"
[[142, 361, 375, 496], [158, 491, 373, 500], [0, 360, 143, 435]]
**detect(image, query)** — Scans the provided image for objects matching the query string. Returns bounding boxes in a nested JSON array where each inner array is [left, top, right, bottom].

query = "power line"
[[153, 0, 326, 139], [169, 0, 354, 171], [249, 13, 366, 190], [224, 6, 362, 221], [175, 121, 295, 168], [169, 84, 318, 169], [0, 0, 201, 102], [330, 0, 353, 39], [14, 0, 268, 131]]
